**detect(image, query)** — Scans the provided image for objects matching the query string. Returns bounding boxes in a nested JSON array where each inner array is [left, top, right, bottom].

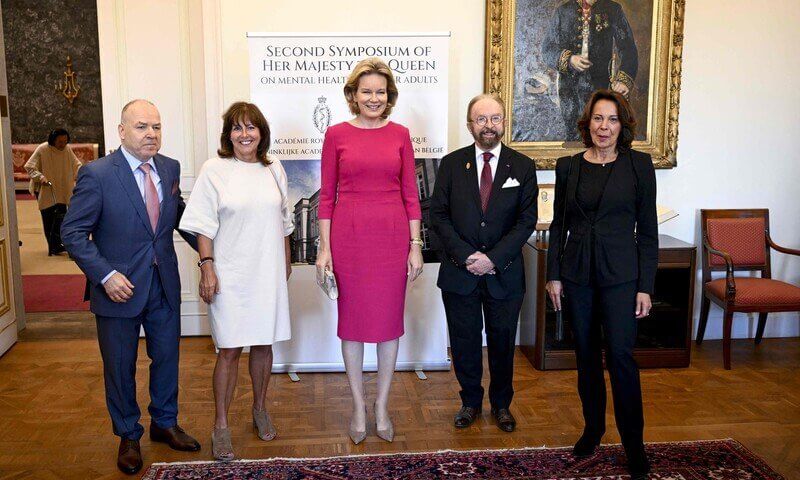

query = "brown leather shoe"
[[149, 424, 201, 451], [117, 438, 143, 475], [454, 406, 481, 428], [491, 407, 516, 432]]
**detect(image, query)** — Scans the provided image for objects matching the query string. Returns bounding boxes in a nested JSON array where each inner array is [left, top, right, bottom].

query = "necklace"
[[589, 148, 616, 167]]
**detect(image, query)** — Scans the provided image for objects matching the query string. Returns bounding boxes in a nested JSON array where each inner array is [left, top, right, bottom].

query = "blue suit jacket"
[[61, 150, 198, 317]]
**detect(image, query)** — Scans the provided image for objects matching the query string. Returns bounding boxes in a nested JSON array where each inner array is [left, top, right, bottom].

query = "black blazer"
[[430, 143, 538, 299], [546, 149, 658, 294]]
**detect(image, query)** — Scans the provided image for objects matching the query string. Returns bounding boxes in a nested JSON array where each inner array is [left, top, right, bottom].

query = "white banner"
[[246, 32, 451, 373], [248, 32, 449, 160]]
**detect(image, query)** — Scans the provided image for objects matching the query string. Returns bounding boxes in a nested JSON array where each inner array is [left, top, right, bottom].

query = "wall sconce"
[[55, 56, 80, 105]]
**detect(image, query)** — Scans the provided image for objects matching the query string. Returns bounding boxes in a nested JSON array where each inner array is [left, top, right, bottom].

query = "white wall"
[[215, 0, 486, 152], [97, 0, 210, 334], [96, 0, 799, 341], [527, 0, 799, 339], [656, 0, 800, 339]]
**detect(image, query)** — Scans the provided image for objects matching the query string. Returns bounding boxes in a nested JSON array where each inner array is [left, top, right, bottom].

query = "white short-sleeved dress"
[[180, 155, 294, 348]]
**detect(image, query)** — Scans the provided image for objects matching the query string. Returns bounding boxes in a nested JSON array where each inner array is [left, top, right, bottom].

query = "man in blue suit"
[[62, 99, 200, 474]]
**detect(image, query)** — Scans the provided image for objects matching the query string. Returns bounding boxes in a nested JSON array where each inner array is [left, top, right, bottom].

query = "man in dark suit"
[[430, 94, 538, 432], [61, 100, 200, 474]]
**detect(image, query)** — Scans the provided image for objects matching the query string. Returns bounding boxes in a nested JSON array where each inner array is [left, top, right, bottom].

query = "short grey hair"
[[466, 93, 505, 123], [120, 99, 156, 124]]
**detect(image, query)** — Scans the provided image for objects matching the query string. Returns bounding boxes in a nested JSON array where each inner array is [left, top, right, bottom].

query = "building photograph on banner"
[[248, 33, 450, 264]]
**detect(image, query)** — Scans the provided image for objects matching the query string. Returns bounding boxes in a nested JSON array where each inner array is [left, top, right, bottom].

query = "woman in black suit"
[[545, 89, 657, 479]]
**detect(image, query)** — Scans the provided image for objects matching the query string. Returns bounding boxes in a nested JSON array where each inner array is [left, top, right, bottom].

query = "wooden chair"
[[696, 209, 800, 369]]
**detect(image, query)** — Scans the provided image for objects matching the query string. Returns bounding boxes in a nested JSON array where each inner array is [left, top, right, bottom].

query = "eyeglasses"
[[470, 115, 504, 127]]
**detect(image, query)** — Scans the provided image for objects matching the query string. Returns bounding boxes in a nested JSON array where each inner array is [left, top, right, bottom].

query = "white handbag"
[[318, 269, 338, 300]]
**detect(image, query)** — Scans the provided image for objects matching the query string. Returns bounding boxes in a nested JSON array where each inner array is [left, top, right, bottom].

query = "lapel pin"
[[466, 162, 471, 169]]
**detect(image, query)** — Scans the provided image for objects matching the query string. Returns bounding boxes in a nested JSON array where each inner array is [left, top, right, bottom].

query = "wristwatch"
[[197, 257, 214, 267]]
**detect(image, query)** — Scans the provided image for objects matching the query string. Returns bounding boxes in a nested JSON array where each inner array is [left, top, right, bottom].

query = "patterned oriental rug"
[[142, 439, 786, 479]]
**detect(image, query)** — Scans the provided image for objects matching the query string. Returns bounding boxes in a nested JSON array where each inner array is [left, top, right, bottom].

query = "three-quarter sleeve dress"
[[318, 121, 422, 343], [180, 156, 294, 348]]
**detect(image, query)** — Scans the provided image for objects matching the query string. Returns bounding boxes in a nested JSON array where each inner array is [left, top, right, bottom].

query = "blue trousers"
[[95, 267, 180, 440]]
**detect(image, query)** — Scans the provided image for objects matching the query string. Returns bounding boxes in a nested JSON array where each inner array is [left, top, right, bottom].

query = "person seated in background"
[[24, 128, 82, 255]]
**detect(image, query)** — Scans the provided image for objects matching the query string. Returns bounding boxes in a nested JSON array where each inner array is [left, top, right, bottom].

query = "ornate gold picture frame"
[[485, 0, 685, 169]]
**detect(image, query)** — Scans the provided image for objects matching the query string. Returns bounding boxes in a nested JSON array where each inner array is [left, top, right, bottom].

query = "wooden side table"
[[519, 233, 696, 370]]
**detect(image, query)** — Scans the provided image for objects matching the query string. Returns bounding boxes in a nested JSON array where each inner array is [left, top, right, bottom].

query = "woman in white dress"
[[179, 102, 293, 461]]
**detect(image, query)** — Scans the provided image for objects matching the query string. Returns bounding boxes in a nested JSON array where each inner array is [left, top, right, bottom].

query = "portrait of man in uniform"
[[543, 0, 639, 141], [508, 0, 654, 145]]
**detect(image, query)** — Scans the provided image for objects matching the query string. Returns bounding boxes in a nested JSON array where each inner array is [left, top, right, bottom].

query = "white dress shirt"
[[475, 143, 502, 189]]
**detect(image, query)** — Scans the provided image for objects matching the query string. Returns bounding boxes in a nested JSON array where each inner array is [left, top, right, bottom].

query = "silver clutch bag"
[[318, 269, 338, 300]]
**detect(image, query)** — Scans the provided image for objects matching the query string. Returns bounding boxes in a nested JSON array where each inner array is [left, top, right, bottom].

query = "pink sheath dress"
[[318, 121, 422, 342]]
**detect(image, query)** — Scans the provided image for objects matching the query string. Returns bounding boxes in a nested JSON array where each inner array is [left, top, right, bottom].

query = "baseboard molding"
[[0, 322, 19, 358]]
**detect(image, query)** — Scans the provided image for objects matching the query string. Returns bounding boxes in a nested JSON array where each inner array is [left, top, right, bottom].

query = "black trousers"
[[40, 203, 66, 253], [442, 278, 523, 410], [562, 278, 644, 450]]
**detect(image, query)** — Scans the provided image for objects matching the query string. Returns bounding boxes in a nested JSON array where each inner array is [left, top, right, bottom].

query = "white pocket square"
[[501, 178, 520, 188]]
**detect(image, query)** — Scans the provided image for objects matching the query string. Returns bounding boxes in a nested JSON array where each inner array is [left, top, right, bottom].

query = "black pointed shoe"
[[573, 432, 602, 457], [627, 445, 651, 479]]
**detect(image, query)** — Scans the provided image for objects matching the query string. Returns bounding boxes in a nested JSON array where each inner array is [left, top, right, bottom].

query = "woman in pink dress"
[[316, 57, 423, 445]]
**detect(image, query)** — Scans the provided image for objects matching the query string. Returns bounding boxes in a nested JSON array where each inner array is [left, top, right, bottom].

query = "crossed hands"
[[466, 251, 495, 276]]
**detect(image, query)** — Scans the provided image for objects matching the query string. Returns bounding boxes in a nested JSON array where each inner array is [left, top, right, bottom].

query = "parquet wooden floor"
[[0, 322, 798, 479]]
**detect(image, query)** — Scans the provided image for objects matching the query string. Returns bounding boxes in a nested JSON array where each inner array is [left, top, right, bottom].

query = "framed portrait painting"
[[485, 0, 685, 168]]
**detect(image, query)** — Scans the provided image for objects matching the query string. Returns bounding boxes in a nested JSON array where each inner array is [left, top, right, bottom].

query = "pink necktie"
[[139, 163, 160, 232], [479, 152, 493, 213]]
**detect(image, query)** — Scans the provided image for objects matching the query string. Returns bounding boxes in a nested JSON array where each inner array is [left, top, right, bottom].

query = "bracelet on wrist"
[[197, 257, 214, 268], [410, 238, 424, 247]]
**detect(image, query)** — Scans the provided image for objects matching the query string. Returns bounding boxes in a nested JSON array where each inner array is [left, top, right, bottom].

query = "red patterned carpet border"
[[141, 439, 786, 479]]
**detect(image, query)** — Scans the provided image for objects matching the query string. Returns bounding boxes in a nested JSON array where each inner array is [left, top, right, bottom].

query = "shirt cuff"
[[101, 270, 117, 285]]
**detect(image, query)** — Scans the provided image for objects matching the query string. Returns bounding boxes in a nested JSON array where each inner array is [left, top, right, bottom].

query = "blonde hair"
[[343, 57, 399, 119], [466, 93, 506, 123]]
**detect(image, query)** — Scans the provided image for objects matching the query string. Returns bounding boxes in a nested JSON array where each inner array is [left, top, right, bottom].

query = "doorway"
[[1, 1, 106, 343]]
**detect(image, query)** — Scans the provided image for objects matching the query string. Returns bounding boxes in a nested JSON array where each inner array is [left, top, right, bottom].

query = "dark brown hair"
[[577, 89, 637, 149], [218, 102, 272, 165], [343, 57, 399, 119]]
